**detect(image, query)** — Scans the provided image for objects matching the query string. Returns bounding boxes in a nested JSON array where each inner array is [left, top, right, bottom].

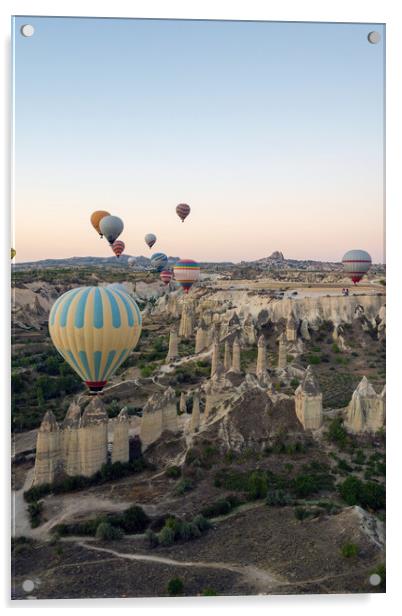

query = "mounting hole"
[[369, 573, 381, 586], [22, 579, 35, 592], [367, 31, 380, 44], [21, 24, 35, 37]]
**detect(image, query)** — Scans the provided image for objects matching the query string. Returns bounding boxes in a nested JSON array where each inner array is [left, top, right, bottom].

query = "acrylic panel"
[[11, 16, 385, 600]]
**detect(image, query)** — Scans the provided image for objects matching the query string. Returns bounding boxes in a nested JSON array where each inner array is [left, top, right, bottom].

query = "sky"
[[12, 17, 385, 263]]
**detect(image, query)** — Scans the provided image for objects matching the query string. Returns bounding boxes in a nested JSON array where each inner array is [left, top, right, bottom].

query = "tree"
[[167, 577, 184, 596], [95, 522, 123, 541]]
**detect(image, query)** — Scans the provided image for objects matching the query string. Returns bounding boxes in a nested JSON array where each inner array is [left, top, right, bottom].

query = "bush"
[[167, 577, 184, 596], [118, 505, 150, 533], [201, 499, 232, 518], [247, 471, 268, 500], [145, 528, 159, 548], [341, 542, 359, 558], [332, 343, 341, 353], [159, 525, 176, 546], [166, 466, 181, 479], [193, 514, 212, 532], [266, 490, 293, 506], [338, 476, 385, 511], [189, 522, 202, 538], [178, 521, 192, 541], [28, 500, 43, 528], [202, 588, 218, 596], [96, 522, 123, 541], [174, 478, 194, 495], [327, 417, 348, 448]]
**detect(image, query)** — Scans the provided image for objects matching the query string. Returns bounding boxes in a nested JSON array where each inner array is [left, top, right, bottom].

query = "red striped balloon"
[[176, 203, 191, 222], [160, 270, 173, 285], [112, 240, 125, 258], [342, 249, 372, 284]]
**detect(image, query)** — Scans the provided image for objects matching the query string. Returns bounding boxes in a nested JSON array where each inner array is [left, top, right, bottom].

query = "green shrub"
[[326, 417, 348, 448], [166, 466, 181, 479], [193, 514, 212, 532], [341, 542, 359, 558], [119, 505, 149, 533], [159, 525, 176, 546], [174, 478, 194, 495], [189, 522, 202, 538], [332, 343, 341, 353], [202, 588, 218, 596], [266, 490, 293, 506], [247, 471, 268, 500], [201, 499, 232, 518], [167, 577, 184, 596], [145, 528, 159, 548], [96, 522, 123, 541], [178, 521, 192, 541], [338, 476, 385, 511]]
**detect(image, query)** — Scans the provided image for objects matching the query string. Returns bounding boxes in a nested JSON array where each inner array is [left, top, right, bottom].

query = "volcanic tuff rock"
[[344, 377, 385, 433], [201, 387, 304, 453]]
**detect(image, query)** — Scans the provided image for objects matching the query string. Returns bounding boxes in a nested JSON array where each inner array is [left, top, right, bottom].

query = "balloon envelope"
[[176, 203, 191, 222], [145, 233, 156, 249], [173, 259, 200, 293], [112, 240, 125, 258], [91, 210, 110, 237], [49, 286, 142, 392], [151, 252, 168, 271], [342, 249, 372, 284], [99, 215, 124, 244], [160, 270, 173, 285]]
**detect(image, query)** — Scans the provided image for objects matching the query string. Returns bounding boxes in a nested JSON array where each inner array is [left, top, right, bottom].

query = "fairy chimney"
[[295, 366, 323, 430], [33, 410, 62, 485], [112, 407, 130, 464], [62, 401, 81, 476], [78, 397, 108, 477], [345, 377, 385, 433]]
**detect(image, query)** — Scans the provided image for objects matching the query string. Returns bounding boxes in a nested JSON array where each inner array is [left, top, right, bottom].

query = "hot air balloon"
[[112, 240, 125, 258], [145, 233, 156, 249], [11, 248, 16, 260], [176, 203, 191, 222], [173, 259, 200, 293], [49, 286, 142, 393], [99, 215, 124, 245], [151, 252, 168, 271], [342, 249, 372, 284], [160, 270, 173, 285], [90, 211, 110, 237]]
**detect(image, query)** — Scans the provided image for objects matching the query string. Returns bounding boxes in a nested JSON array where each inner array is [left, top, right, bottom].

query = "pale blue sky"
[[13, 17, 385, 263]]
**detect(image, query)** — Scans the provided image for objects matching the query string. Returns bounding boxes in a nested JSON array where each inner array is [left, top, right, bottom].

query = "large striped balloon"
[[342, 249, 372, 284], [176, 203, 191, 222], [173, 259, 200, 293], [49, 286, 142, 393]]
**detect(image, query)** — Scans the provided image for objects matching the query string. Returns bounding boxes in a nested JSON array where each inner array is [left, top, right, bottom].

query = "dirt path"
[[77, 541, 282, 593]]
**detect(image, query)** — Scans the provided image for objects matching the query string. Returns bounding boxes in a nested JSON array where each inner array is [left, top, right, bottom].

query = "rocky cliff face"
[[344, 377, 385, 433]]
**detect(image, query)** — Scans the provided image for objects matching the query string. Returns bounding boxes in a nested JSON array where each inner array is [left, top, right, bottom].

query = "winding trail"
[[77, 541, 282, 593]]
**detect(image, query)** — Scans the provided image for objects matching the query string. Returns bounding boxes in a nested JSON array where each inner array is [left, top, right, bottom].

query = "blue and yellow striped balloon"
[[49, 286, 142, 393]]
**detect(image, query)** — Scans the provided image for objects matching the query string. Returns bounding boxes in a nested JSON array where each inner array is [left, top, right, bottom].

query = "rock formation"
[[79, 397, 108, 477], [161, 387, 179, 433], [190, 390, 200, 432], [166, 323, 179, 362], [286, 313, 298, 342], [294, 366, 323, 430], [243, 313, 256, 345], [179, 302, 193, 338], [345, 377, 385, 433], [62, 402, 81, 476], [231, 336, 241, 373], [256, 335, 267, 380], [277, 332, 288, 369], [179, 391, 187, 414], [112, 408, 129, 464], [195, 320, 208, 353], [211, 334, 221, 377], [33, 410, 62, 485], [223, 339, 232, 371], [140, 392, 163, 447]]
